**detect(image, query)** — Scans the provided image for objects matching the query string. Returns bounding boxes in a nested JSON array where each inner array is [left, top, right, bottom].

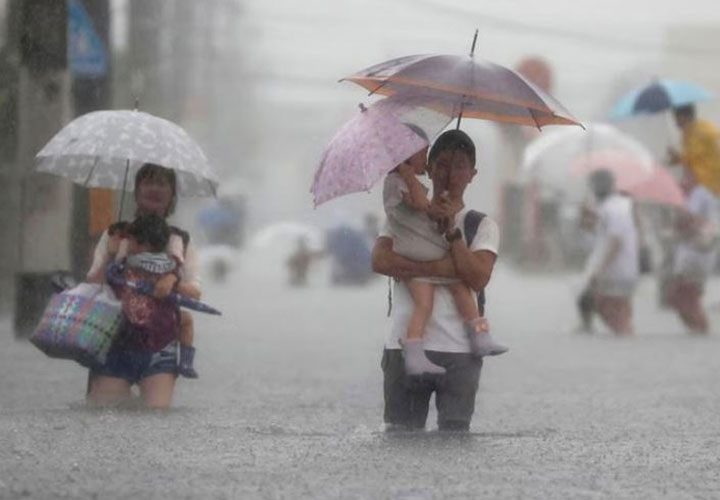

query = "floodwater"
[[2, 247, 720, 499]]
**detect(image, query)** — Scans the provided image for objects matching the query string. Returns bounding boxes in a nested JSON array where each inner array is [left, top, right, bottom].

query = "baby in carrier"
[[109, 213, 199, 378]]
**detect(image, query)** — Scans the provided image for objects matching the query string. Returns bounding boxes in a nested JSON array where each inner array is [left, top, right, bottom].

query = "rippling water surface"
[[3, 248, 720, 499]]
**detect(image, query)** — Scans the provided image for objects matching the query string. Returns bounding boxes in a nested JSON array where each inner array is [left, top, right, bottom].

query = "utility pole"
[[68, 0, 112, 276], [0, 0, 20, 314], [11, 0, 73, 336]]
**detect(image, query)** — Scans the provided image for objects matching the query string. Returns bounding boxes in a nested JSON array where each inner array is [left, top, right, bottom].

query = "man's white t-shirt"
[[381, 208, 500, 353], [584, 194, 639, 284]]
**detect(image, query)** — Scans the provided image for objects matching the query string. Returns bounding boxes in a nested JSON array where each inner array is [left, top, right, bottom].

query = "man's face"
[[429, 149, 476, 198]]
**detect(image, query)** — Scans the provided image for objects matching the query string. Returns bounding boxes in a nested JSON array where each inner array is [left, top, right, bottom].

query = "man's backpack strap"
[[463, 210, 487, 316]]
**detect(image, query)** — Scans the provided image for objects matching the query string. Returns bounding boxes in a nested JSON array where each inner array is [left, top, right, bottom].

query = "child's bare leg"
[[178, 311, 198, 378], [447, 281, 480, 324], [403, 280, 446, 376], [179, 311, 194, 346], [447, 282, 508, 358], [406, 280, 434, 341]]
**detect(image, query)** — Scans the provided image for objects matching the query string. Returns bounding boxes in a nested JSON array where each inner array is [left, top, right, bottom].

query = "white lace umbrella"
[[35, 109, 218, 197]]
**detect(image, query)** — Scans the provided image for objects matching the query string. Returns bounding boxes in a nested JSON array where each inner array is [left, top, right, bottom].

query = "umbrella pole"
[[117, 159, 130, 221], [456, 28, 478, 129]]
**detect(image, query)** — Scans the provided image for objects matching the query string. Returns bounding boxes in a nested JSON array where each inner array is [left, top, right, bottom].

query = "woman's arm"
[[86, 231, 111, 283], [179, 239, 202, 297]]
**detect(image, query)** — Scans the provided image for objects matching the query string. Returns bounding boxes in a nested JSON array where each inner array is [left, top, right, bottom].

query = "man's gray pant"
[[381, 349, 483, 431]]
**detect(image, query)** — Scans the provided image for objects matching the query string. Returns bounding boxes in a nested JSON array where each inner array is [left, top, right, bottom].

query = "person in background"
[[668, 104, 720, 195], [286, 236, 323, 287], [668, 169, 719, 333], [580, 169, 639, 336]]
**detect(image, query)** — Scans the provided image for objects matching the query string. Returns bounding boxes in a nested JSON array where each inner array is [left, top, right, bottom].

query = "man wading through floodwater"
[[372, 130, 502, 431]]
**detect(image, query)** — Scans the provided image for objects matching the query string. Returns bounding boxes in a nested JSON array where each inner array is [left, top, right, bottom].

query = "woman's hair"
[[127, 213, 170, 253], [428, 129, 476, 167], [134, 163, 177, 216]]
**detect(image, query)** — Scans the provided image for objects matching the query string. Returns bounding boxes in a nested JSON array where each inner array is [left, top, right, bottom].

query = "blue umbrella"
[[610, 79, 712, 120]]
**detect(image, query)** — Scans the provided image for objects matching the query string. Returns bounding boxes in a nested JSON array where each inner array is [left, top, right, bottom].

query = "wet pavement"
[[2, 248, 720, 499]]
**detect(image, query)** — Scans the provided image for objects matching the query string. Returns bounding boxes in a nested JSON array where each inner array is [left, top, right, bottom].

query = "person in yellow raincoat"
[[668, 104, 720, 195]]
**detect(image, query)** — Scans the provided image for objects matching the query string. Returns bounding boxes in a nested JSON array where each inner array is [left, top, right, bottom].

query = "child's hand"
[[176, 281, 201, 300], [153, 274, 178, 299]]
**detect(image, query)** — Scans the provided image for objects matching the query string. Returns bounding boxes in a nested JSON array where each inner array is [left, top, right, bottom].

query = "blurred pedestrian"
[[579, 169, 639, 335], [372, 130, 501, 431], [286, 236, 321, 287], [667, 104, 720, 195], [667, 170, 719, 333]]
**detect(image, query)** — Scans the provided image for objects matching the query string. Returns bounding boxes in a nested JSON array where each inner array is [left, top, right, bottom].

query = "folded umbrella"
[[106, 263, 222, 315]]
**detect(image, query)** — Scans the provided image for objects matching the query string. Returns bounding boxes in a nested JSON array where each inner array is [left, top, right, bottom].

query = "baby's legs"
[[179, 310, 194, 346], [178, 311, 198, 378], [403, 279, 446, 376], [446, 281, 508, 358], [406, 280, 435, 341], [447, 281, 480, 324]]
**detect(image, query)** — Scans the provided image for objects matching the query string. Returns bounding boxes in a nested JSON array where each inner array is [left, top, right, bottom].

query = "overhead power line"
[[414, 0, 720, 57]]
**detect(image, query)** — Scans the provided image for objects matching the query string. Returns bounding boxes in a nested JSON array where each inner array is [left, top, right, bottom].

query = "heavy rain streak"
[[3, 1, 720, 498]]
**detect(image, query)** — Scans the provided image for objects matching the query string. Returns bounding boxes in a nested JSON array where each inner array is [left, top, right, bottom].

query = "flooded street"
[[2, 249, 720, 499]]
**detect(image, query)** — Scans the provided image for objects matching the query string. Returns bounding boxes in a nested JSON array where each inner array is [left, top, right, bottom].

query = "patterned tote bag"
[[30, 283, 123, 367]]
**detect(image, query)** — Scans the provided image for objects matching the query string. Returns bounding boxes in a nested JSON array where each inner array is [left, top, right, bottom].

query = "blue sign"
[[68, 0, 108, 78]]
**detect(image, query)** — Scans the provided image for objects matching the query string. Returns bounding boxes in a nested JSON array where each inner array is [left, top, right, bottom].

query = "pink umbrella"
[[311, 95, 451, 206], [627, 167, 685, 208], [571, 150, 654, 192]]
